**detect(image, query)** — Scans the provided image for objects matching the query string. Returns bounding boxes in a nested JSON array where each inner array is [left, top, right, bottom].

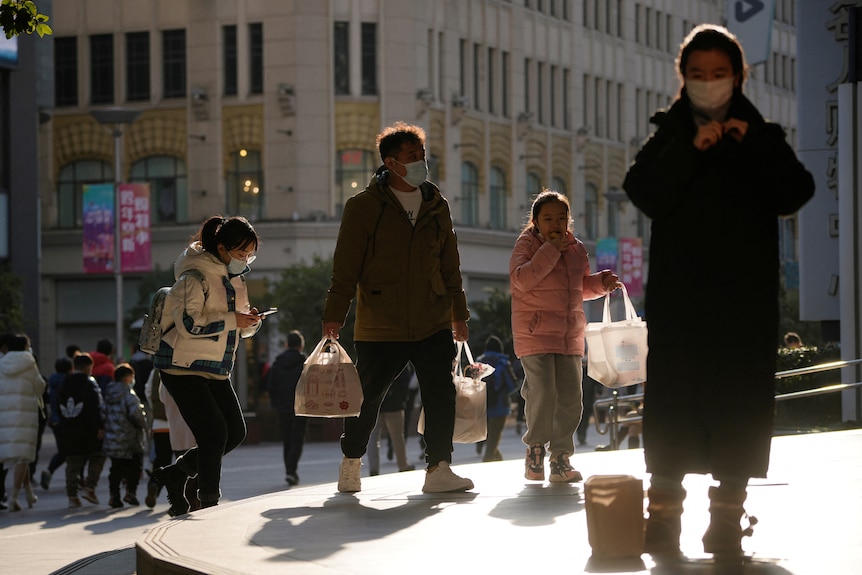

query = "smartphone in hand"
[[257, 308, 278, 317]]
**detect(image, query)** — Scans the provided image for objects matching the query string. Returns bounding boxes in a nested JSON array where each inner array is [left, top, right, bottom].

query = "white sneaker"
[[338, 457, 362, 493], [422, 461, 474, 493]]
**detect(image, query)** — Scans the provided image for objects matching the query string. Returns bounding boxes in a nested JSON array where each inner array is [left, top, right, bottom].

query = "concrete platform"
[[135, 429, 862, 575]]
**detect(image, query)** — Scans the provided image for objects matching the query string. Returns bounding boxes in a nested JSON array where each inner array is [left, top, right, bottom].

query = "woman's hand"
[[235, 312, 261, 328], [693, 120, 724, 151], [722, 118, 748, 142]]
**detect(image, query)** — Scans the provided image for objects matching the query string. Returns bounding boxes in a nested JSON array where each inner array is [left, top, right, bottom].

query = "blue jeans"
[[342, 329, 456, 468], [159, 373, 246, 500]]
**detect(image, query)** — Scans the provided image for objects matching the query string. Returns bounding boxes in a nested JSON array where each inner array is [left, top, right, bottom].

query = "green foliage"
[[774, 345, 844, 431], [269, 255, 356, 358], [0, 263, 24, 333], [467, 287, 513, 354], [0, 1, 52, 38]]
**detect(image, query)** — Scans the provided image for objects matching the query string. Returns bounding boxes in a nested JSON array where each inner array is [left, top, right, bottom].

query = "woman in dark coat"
[[623, 24, 814, 560]]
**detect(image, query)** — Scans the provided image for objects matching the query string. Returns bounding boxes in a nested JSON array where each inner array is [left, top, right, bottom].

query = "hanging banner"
[[595, 237, 618, 273], [619, 238, 644, 298], [726, 0, 775, 66], [82, 183, 116, 274], [119, 183, 152, 272]]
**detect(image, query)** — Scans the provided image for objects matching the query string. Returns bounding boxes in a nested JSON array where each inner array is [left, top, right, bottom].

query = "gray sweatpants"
[[520, 353, 583, 458]]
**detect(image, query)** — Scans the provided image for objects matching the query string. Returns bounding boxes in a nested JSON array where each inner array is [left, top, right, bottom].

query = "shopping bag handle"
[[601, 283, 639, 323], [454, 340, 477, 377]]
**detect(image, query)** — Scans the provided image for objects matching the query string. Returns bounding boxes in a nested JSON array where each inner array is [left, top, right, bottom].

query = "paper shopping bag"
[[417, 340, 490, 443], [294, 337, 363, 417], [585, 284, 648, 388]]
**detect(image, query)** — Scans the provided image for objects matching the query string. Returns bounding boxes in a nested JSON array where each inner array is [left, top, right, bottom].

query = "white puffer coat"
[[0, 351, 46, 464]]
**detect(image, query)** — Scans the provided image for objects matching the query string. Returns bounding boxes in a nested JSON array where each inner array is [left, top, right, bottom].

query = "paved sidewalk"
[[3, 422, 861, 574]]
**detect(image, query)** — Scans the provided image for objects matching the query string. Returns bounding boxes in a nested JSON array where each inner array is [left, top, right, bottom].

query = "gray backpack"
[[138, 269, 207, 355]]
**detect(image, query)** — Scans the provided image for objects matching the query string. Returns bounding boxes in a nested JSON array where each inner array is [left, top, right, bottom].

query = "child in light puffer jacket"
[[101, 363, 147, 508]]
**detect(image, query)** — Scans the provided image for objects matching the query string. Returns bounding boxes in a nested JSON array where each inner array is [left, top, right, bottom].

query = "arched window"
[[130, 155, 188, 224], [584, 182, 599, 239], [552, 175, 567, 197], [226, 149, 263, 221], [57, 160, 113, 228], [526, 171, 542, 206], [335, 149, 376, 216], [489, 166, 507, 229], [461, 161, 479, 226]]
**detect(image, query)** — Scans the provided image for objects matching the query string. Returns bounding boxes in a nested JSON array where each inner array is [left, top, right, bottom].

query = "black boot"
[[644, 486, 686, 561], [153, 464, 190, 517], [702, 485, 757, 558]]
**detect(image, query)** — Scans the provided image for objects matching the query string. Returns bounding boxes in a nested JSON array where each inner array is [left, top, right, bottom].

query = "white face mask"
[[686, 77, 735, 111], [227, 254, 254, 275], [394, 159, 428, 188]]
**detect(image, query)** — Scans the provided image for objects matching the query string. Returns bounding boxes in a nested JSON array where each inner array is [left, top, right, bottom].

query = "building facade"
[[37, 0, 801, 404]]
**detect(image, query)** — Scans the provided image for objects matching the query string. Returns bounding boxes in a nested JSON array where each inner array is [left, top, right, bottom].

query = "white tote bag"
[[294, 337, 363, 417], [585, 284, 648, 388]]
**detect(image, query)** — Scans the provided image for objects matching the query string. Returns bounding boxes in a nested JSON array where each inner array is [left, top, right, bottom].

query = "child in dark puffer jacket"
[[100, 363, 147, 508]]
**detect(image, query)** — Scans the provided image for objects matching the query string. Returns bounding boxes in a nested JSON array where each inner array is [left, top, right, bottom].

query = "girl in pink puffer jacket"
[[509, 190, 620, 483]]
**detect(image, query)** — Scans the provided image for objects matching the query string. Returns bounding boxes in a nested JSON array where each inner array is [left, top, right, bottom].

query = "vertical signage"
[[119, 183, 151, 272], [619, 238, 644, 297], [82, 184, 116, 273]]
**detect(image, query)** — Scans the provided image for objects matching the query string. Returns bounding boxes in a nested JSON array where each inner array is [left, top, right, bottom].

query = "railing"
[[591, 358, 862, 451]]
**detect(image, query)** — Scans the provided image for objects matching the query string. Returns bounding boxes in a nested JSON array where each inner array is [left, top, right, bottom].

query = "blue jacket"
[[478, 350, 517, 418]]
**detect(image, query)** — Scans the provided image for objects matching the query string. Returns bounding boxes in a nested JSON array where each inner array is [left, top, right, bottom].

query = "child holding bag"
[[509, 190, 620, 482]]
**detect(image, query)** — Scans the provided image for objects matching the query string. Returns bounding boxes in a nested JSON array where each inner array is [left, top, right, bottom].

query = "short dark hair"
[[376, 121, 426, 162], [114, 363, 135, 381], [287, 330, 305, 350], [96, 338, 114, 355], [73, 353, 95, 371], [66, 344, 82, 358], [6, 333, 30, 352], [55, 357, 73, 374]]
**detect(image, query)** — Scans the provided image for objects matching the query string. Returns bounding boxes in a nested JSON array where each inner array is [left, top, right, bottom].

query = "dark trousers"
[[47, 423, 67, 474], [108, 453, 143, 495], [159, 373, 247, 500], [342, 329, 456, 467], [65, 452, 106, 497], [278, 411, 308, 476]]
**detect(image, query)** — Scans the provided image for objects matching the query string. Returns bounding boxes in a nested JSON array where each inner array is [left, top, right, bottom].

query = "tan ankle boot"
[[644, 486, 686, 560], [702, 485, 757, 556]]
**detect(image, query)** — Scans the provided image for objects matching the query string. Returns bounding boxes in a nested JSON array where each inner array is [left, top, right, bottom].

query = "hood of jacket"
[[103, 380, 131, 404], [0, 350, 38, 378], [174, 241, 235, 280]]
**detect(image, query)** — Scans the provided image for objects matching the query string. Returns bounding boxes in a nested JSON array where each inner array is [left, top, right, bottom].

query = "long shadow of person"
[[488, 483, 583, 527], [250, 492, 478, 563]]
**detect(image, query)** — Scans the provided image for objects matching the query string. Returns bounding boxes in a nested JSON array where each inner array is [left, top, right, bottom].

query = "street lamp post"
[[90, 108, 141, 360]]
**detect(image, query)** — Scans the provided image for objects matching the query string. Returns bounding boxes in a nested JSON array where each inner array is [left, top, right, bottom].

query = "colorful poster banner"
[[595, 237, 619, 273], [119, 183, 152, 272], [619, 238, 644, 297], [82, 184, 116, 273]]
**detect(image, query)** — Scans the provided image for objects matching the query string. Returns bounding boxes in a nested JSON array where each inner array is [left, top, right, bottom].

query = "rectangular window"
[[334, 21, 349, 95], [438, 31, 445, 102], [223, 25, 237, 96], [55, 36, 78, 107], [537, 62, 544, 124], [525, 58, 531, 114], [488, 47, 495, 114], [126, 32, 150, 102], [162, 29, 186, 99], [562, 68, 569, 129], [459, 39, 467, 99], [473, 42, 481, 110], [361, 22, 377, 95], [635, 5, 641, 44], [550, 65, 557, 126], [90, 34, 114, 105], [644, 8, 652, 47], [583, 73, 591, 131], [502, 51, 510, 118], [428, 29, 435, 99], [249, 23, 263, 94]]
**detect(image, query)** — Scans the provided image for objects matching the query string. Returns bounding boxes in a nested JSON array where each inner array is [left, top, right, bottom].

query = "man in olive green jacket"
[[323, 121, 473, 494]]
